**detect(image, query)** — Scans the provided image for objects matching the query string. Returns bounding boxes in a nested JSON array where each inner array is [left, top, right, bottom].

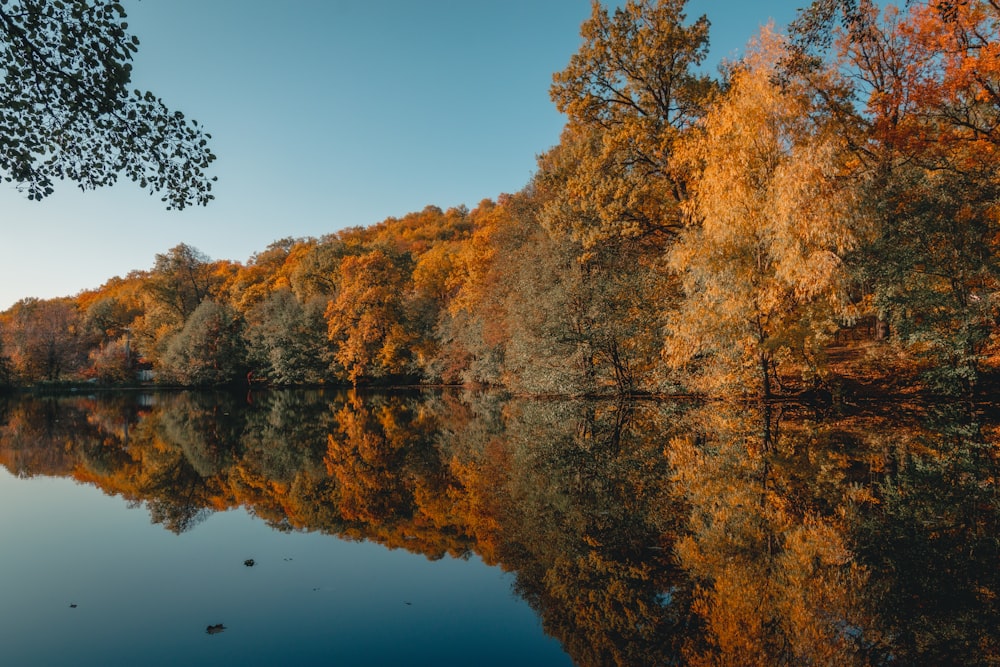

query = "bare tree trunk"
[[760, 350, 772, 400], [876, 315, 889, 341]]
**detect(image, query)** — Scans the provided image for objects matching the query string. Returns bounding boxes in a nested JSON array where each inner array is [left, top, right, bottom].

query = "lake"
[[0, 388, 997, 666]]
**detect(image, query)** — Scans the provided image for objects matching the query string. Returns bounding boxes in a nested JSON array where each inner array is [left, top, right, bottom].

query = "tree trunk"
[[760, 350, 772, 400], [876, 316, 889, 341]]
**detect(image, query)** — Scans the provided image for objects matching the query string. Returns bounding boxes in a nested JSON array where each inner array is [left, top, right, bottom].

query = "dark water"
[[0, 388, 998, 666]]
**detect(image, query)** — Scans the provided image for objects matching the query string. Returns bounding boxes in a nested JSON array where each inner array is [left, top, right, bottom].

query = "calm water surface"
[[0, 470, 562, 667], [1, 388, 998, 666]]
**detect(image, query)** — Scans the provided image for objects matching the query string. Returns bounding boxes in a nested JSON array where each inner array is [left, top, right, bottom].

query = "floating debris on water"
[[206, 624, 226, 635], [244, 559, 255, 567]]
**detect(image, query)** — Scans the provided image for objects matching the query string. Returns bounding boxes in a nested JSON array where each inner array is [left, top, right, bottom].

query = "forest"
[[2, 0, 1000, 400]]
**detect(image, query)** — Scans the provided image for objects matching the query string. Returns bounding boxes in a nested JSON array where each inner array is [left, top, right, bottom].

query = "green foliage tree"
[[82, 293, 140, 343], [0, 0, 215, 207], [499, 216, 597, 395], [536, 130, 674, 395], [160, 300, 245, 385], [288, 237, 347, 302], [244, 288, 332, 385], [134, 243, 220, 368], [858, 166, 1000, 396]]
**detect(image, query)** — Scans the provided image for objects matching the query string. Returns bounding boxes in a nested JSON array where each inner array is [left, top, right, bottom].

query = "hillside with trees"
[[3, 0, 1000, 400]]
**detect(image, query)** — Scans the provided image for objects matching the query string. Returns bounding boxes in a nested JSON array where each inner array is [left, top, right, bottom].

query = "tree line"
[[3, 0, 1000, 398]]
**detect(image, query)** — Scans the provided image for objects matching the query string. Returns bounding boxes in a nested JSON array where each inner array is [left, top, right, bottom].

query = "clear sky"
[[0, 0, 804, 311]]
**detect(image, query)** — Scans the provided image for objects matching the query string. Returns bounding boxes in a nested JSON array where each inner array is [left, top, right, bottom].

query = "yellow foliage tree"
[[667, 30, 859, 397]]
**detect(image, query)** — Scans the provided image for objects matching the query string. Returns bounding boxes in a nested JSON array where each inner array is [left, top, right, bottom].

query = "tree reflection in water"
[[0, 388, 998, 665], [667, 403, 875, 666]]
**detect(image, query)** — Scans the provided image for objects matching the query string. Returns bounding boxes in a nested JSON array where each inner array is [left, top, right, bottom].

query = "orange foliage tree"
[[325, 248, 417, 384]]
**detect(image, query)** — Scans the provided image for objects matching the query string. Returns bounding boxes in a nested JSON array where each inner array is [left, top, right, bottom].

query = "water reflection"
[[0, 389, 998, 665]]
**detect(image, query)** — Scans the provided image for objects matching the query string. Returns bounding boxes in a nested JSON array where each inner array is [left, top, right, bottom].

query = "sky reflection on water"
[[0, 468, 570, 667]]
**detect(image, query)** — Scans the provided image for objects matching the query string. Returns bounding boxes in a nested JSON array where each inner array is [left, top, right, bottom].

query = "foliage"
[[668, 31, 858, 397], [88, 336, 131, 384], [0, 336, 12, 388], [550, 0, 714, 247], [788, 0, 1000, 395], [160, 300, 245, 385], [0, 0, 215, 207], [4, 1, 1000, 398], [244, 288, 331, 385], [145, 243, 216, 322], [0, 297, 84, 382], [325, 247, 416, 384]]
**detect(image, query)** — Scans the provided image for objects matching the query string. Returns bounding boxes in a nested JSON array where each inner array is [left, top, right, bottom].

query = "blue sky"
[[0, 1, 804, 310]]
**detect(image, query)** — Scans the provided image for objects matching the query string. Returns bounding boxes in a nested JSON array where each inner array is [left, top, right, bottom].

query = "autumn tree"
[[325, 204, 475, 384], [409, 239, 464, 380], [2, 297, 84, 382], [434, 192, 652, 394], [80, 286, 142, 344], [434, 198, 520, 385], [76, 275, 146, 381], [0, 0, 215, 207], [133, 243, 222, 368], [535, 129, 674, 394], [221, 238, 309, 315], [88, 337, 132, 384], [0, 337, 11, 388], [287, 236, 348, 302], [366, 204, 472, 256], [667, 32, 858, 397], [325, 247, 416, 384], [535, 0, 717, 395], [789, 0, 1000, 394], [145, 243, 215, 322], [549, 0, 714, 248], [860, 0, 1000, 394]]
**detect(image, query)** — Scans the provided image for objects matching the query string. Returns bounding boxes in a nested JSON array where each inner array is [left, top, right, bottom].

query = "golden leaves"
[[666, 29, 857, 396]]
